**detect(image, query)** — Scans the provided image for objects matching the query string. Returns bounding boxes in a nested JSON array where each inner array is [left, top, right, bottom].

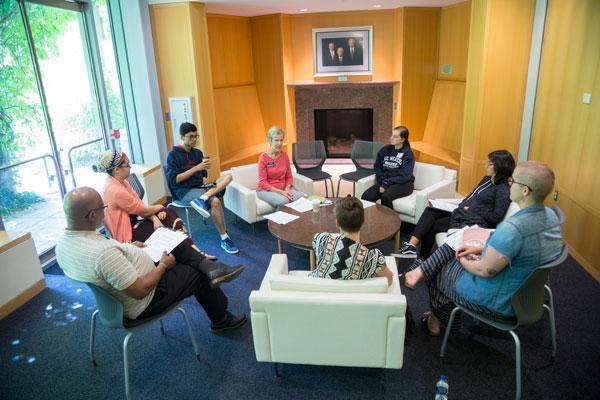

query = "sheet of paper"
[[361, 199, 375, 209], [143, 227, 188, 262], [443, 225, 494, 250], [263, 211, 300, 225], [285, 197, 314, 213], [429, 199, 460, 213]]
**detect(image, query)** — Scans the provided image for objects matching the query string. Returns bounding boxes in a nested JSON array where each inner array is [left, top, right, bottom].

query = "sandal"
[[420, 311, 441, 337]]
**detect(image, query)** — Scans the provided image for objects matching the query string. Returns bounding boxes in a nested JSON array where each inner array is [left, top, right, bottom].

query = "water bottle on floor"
[[435, 374, 449, 400]]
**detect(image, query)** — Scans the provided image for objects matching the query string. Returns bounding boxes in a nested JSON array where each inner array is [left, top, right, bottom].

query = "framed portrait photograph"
[[313, 26, 372, 76]]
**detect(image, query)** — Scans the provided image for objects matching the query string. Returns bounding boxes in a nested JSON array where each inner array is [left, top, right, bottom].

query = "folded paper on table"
[[360, 199, 375, 209], [263, 211, 300, 225], [143, 227, 188, 262], [285, 197, 313, 213]]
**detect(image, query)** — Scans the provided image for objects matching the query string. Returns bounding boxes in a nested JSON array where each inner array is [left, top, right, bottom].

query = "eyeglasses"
[[507, 177, 533, 192], [86, 204, 108, 217]]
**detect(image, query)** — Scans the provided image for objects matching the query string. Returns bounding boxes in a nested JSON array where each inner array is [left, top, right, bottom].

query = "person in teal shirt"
[[402, 161, 563, 336]]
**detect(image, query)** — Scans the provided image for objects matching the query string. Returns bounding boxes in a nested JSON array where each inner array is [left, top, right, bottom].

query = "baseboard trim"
[[566, 244, 600, 284], [0, 279, 47, 320]]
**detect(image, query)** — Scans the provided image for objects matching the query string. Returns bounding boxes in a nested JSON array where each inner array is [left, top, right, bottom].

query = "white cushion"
[[231, 164, 259, 190], [269, 274, 389, 294], [392, 192, 417, 215], [256, 197, 276, 215], [413, 163, 445, 190]]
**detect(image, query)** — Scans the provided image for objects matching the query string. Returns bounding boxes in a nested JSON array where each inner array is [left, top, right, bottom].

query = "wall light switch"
[[582, 93, 591, 104], [338, 75, 348, 82]]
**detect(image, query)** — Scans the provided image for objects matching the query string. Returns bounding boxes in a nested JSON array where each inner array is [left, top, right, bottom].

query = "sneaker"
[[210, 312, 247, 334], [190, 197, 211, 218], [392, 242, 418, 258], [220, 237, 239, 254]]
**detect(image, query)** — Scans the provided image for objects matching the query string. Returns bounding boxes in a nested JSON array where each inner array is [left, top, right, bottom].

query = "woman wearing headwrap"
[[94, 150, 244, 288]]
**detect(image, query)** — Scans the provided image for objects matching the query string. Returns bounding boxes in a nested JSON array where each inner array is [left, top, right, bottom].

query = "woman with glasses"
[[95, 150, 217, 260], [398, 150, 516, 259]]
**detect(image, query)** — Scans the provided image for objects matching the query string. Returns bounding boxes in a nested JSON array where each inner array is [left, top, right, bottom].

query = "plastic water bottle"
[[435, 374, 449, 399]]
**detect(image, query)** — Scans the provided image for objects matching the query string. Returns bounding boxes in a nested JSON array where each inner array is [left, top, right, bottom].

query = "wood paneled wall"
[[289, 10, 397, 81], [207, 15, 254, 88], [400, 8, 440, 143], [529, 0, 600, 279], [459, 0, 534, 193], [438, 2, 470, 81], [149, 2, 221, 179]]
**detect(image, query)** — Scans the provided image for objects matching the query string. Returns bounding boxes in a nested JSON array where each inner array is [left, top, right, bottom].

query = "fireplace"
[[314, 108, 373, 158]]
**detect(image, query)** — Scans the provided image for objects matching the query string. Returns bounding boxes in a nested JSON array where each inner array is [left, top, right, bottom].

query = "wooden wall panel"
[[401, 8, 440, 142], [149, 4, 197, 150], [213, 85, 265, 159], [189, 3, 220, 178], [392, 8, 404, 127], [289, 10, 396, 81], [206, 15, 254, 88], [281, 14, 297, 154], [529, 0, 600, 279], [438, 2, 470, 81], [251, 14, 286, 133], [459, 0, 534, 193]]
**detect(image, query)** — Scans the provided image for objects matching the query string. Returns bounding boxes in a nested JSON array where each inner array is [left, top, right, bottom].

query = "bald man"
[[56, 187, 246, 333], [402, 162, 564, 336]]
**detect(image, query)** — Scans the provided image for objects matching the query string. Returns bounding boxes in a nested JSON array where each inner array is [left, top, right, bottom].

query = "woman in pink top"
[[256, 126, 305, 207], [96, 150, 216, 260]]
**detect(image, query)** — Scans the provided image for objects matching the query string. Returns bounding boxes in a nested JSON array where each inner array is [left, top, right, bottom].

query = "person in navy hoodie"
[[166, 123, 239, 254], [361, 126, 415, 210]]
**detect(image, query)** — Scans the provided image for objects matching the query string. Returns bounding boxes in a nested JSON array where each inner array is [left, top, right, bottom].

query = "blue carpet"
[[2, 210, 600, 399]]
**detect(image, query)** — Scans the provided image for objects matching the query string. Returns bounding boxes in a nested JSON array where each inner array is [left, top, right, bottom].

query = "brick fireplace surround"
[[290, 81, 397, 144]]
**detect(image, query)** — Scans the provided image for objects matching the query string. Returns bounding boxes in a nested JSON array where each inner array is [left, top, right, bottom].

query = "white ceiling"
[[148, 0, 465, 17]]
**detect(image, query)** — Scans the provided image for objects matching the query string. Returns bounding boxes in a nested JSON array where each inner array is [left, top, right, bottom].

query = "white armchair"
[[249, 254, 407, 369], [221, 163, 313, 224], [356, 161, 457, 224]]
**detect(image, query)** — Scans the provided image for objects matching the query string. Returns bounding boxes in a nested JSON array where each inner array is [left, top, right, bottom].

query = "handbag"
[[449, 207, 488, 229]]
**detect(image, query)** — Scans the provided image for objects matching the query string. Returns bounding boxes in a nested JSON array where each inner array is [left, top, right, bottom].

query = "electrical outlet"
[[553, 190, 559, 201]]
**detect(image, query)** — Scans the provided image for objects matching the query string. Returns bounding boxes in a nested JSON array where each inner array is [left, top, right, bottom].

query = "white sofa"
[[249, 254, 407, 369], [221, 163, 314, 224], [356, 161, 457, 224]]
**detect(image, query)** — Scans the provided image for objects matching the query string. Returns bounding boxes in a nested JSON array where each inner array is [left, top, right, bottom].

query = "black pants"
[[361, 182, 414, 209], [138, 262, 228, 323], [413, 207, 451, 257]]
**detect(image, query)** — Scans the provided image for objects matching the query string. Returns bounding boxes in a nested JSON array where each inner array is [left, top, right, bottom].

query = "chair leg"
[[336, 178, 342, 198], [329, 178, 335, 198], [324, 180, 329, 198], [352, 182, 356, 196], [90, 310, 98, 367], [440, 307, 460, 358], [508, 330, 522, 400], [123, 332, 134, 400], [544, 285, 557, 358], [273, 362, 281, 378], [177, 307, 201, 361], [184, 208, 192, 240], [159, 319, 165, 335]]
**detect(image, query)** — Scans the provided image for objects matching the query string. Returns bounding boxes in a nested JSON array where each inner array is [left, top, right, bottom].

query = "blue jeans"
[[256, 187, 304, 208]]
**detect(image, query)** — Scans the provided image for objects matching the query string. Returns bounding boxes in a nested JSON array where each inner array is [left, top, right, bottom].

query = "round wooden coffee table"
[[268, 202, 401, 270]]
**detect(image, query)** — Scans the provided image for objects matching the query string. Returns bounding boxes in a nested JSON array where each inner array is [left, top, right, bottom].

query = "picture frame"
[[313, 26, 372, 76]]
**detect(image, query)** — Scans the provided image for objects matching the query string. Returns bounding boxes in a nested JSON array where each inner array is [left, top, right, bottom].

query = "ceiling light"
[[300, 8, 308, 12], [373, 4, 382, 8]]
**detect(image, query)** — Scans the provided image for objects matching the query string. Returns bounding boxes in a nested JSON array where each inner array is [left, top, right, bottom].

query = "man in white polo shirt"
[[56, 187, 246, 333]]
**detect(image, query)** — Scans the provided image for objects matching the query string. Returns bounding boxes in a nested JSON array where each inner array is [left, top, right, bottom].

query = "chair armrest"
[[293, 173, 314, 196], [258, 254, 289, 292], [222, 180, 258, 224], [414, 179, 457, 222], [355, 174, 376, 198]]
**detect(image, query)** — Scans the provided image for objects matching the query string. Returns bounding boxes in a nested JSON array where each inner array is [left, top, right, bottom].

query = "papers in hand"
[[443, 225, 494, 251], [429, 199, 461, 213], [142, 227, 187, 262], [263, 211, 300, 225]]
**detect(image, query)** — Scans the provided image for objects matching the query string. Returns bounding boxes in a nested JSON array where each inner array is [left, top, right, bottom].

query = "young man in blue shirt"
[[166, 123, 239, 254]]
